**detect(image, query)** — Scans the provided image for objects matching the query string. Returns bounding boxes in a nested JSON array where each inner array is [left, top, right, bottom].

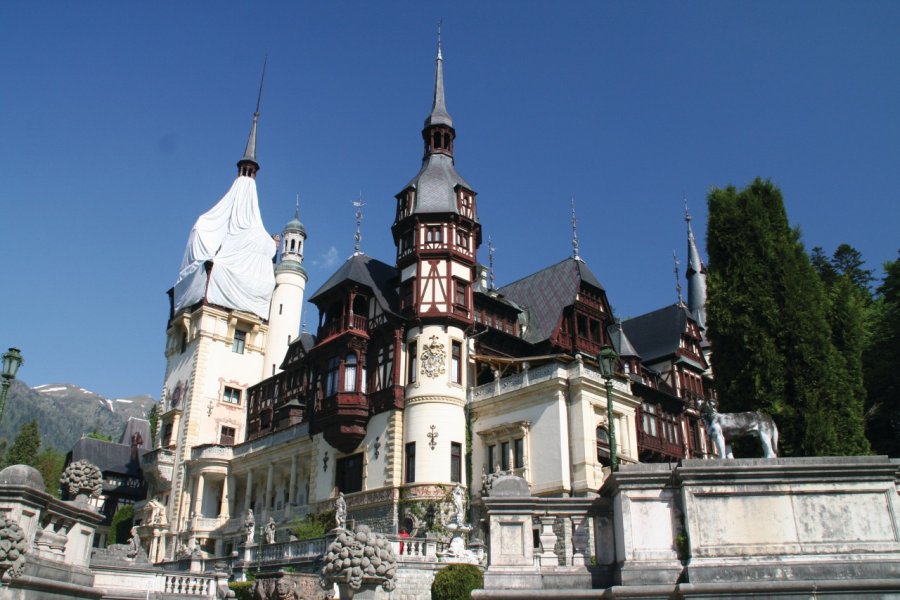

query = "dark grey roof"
[[498, 257, 605, 344], [402, 153, 472, 215], [309, 254, 399, 316], [621, 304, 693, 363], [608, 322, 640, 358], [68, 437, 145, 477], [120, 417, 151, 447]]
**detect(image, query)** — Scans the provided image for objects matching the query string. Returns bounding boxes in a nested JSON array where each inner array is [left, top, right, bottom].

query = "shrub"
[[228, 581, 253, 600], [431, 563, 483, 600], [290, 509, 335, 540], [107, 504, 134, 545]]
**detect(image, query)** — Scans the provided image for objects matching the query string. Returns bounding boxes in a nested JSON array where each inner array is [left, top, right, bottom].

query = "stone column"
[[265, 464, 274, 512], [219, 476, 230, 517], [193, 474, 205, 518], [244, 470, 254, 511], [571, 515, 590, 567], [538, 516, 558, 566], [226, 475, 236, 516], [289, 455, 298, 505]]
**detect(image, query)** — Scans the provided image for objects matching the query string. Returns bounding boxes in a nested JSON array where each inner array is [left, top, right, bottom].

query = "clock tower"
[[393, 38, 480, 487]]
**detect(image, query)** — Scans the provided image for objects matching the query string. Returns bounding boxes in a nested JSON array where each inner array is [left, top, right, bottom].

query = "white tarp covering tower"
[[172, 175, 276, 319]]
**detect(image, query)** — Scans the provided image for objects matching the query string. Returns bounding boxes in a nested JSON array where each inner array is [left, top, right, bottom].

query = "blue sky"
[[2, 2, 898, 400]]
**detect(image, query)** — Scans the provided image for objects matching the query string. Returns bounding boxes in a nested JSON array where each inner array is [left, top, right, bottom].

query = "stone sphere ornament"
[[60, 459, 103, 502], [0, 517, 29, 580]]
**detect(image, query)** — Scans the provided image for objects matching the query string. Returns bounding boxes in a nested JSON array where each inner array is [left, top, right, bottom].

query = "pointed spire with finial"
[[352, 194, 366, 255], [684, 196, 708, 327], [673, 251, 685, 307], [237, 56, 267, 178], [425, 20, 452, 129], [571, 198, 582, 261], [488, 236, 496, 290]]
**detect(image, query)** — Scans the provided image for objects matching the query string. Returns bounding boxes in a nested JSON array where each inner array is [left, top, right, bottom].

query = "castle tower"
[[148, 88, 278, 556], [264, 202, 308, 378], [392, 36, 481, 487]]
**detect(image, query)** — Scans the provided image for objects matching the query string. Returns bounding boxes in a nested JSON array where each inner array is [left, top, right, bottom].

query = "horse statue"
[[699, 399, 779, 458]]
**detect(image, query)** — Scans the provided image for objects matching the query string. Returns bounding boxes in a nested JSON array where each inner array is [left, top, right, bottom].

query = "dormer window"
[[426, 226, 442, 244]]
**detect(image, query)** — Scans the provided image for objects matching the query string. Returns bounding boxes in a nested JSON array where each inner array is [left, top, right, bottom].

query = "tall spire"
[[684, 197, 708, 327], [237, 56, 267, 178], [488, 236, 496, 290], [673, 251, 685, 307], [425, 20, 452, 129]]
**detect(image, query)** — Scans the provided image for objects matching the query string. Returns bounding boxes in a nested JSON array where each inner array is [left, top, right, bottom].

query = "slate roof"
[[402, 153, 473, 216], [608, 322, 640, 358], [308, 254, 400, 316], [68, 437, 145, 477], [498, 257, 605, 344], [621, 304, 694, 362]]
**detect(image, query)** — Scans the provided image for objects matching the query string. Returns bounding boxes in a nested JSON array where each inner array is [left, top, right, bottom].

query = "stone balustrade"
[[162, 572, 216, 596]]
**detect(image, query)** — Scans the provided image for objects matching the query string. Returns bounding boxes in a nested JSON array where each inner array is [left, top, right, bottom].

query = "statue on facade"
[[451, 484, 466, 526], [143, 499, 167, 526], [700, 399, 779, 458], [244, 509, 255, 544], [265, 517, 276, 544], [334, 493, 347, 530]]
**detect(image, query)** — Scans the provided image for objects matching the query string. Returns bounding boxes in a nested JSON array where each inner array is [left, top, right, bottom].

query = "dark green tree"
[[706, 179, 869, 456], [108, 503, 134, 546], [7, 420, 41, 467], [86, 431, 113, 442], [864, 255, 900, 456], [34, 448, 66, 498]]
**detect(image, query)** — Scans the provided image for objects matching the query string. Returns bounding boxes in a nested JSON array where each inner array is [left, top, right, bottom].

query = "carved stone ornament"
[[60, 459, 103, 501], [0, 517, 28, 580], [420, 336, 446, 379], [320, 525, 397, 593]]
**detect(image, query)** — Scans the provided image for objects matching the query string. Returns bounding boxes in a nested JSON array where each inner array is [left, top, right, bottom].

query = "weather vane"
[[488, 236, 496, 290]]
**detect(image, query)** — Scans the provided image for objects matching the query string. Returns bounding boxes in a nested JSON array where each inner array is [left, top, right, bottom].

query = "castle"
[[138, 40, 716, 562]]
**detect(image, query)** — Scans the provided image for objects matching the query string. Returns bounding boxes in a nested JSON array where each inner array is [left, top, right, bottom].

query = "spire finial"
[[353, 193, 365, 255], [488, 236, 496, 290], [238, 55, 267, 177], [425, 21, 452, 129], [674, 251, 685, 307], [437, 18, 443, 61], [295, 193, 300, 220], [571, 197, 581, 261]]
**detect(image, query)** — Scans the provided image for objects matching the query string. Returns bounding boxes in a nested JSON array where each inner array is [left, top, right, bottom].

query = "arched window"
[[343, 354, 358, 392], [325, 357, 340, 397]]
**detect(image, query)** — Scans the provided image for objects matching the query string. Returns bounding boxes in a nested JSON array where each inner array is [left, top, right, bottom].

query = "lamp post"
[[0, 348, 23, 425], [598, 345, 618, 471]]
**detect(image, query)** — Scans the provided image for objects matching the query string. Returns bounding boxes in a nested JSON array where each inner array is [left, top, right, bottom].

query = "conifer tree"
[[865, 256, 900, 456], [706, 179, 869, 456], [7, 420, 41, 467]]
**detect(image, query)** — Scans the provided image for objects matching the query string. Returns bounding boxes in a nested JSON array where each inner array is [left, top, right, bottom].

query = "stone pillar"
[[193, 474, 205, 518], [244, 470, 254, 511], [265, 464, 274, 512], [289, 455, 297, 505], [226, 475, 236, 516], [571, 515, 590, 566], [220, 476, 231, 517]]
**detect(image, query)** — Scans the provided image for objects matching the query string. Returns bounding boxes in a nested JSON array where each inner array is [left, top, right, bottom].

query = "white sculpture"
[[334, 493, 347, 530], [700, 399, 779, 458], [244, 509, 255, 544], [265, 517, 276, 544], [451, 484, 466, 526]]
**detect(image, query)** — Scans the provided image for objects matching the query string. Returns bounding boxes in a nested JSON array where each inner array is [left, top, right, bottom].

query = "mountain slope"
[[1, 380, 157, 453]]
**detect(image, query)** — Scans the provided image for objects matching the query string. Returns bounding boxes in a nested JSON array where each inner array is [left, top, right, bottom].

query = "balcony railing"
[[637, 431, 684, 458]]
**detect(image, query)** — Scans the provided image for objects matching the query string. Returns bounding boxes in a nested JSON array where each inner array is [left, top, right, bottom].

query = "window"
[[325, 356, 340, 397], [425, 225, 442, 244], [220, 426, 236, 446], [401, 280, 414, 310], [223, 386, 242, 405], [455, 279, 468, 308], [501, 441, 510, 471], [335, 454, 363, 494], [596, 426, 610, 464], [162, 423, 174, 446], [408, 342, 417, 384], [451, 341, 462, 384], [451, 442, 462, 483], [405, 442, 416, 483], [642, 403, 658, 437], [487, 444, 496, 472], [232, 329, 247, 354], [514, 438, 524, 469], [180, 331, 188, 353], [455, 230, 469, 250], [344, 354, 358, 392]]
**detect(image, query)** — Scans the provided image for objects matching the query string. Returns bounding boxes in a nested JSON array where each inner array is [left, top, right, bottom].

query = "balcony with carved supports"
[[142, 448, 175, 492]]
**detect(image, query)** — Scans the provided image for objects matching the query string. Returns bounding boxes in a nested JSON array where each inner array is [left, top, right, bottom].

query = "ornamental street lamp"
[[0, 348, 24, 425], [598, 345, 619, 471]]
